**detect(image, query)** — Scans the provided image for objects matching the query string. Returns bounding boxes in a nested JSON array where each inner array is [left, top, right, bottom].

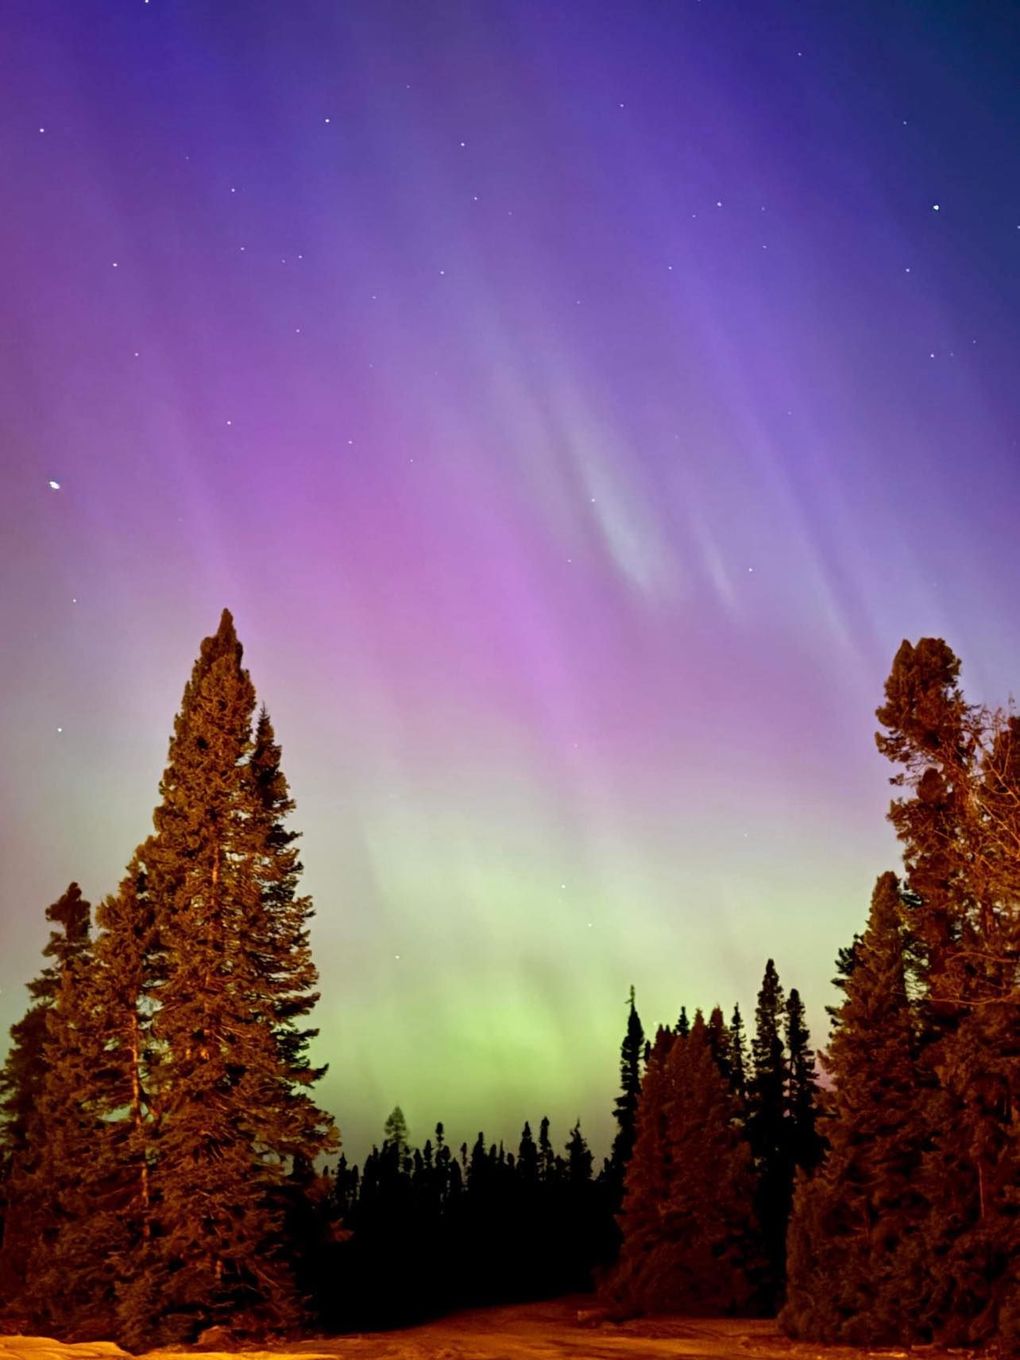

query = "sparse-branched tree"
[[607, 986, 644, 1208]]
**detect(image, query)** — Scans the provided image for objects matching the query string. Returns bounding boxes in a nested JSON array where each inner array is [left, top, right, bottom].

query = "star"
[[932, 203, 940, 212], [48, 479, 61, 490]]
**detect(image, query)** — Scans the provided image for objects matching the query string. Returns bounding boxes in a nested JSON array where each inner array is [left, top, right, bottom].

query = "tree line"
[[1, 619, 1017, 1349], [313, 960, 818, 1330]]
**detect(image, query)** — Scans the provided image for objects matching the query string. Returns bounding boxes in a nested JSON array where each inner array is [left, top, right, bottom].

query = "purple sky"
[[2, 1, 1019, 1159]]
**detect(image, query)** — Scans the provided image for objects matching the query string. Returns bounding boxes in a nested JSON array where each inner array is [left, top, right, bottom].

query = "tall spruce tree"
[[728, 1004, 749, 1109], [116, 610, 336, 1346], [875, 638, 1020, 1345], [608, 986, 644, 1205], [783, 873, 930, 1344], [785, 989, 823, 1175], [747, 958, 790, 1302], [706, 1005, 731, 1084]]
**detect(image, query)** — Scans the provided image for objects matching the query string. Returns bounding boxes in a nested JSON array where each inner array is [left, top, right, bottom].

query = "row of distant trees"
[[1, 621, 1017, 1349], [317, 958, 819, 1329]]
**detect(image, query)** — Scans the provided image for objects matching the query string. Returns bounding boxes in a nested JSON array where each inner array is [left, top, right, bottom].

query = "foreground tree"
[[875, 638, 1020, 1345], [114, 611, 336, 1346], [783, 873, 930, 1344]]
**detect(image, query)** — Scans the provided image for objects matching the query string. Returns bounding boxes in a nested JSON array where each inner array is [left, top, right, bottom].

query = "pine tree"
[[706, 1005, 731, 1084], [606, 1025, 675, 1314], [116, 610, 336, 1346], [384, 1106, 410, 1162], [783, 873, 930, 1345], [875, 638, 1020, 1346], [747, 959, 790, 1302], [538, 1116, 556, 1183], [825, 934, 862, 1033], [516, 1121, 539, 1188], [566, 1121, 593, 1185], [607, 986, 644, 1206], [24, 859, 159, 1337], [785, 989, 823, 1174], [0, 884, 92, 1309], [728, 1004, 749, 1109]]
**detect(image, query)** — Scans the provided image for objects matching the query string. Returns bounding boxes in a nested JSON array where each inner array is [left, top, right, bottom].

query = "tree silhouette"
[[783, 873, 929, 1344], [607, 986, 644, 1207], [785, 988, 823, 1175], [747, 958, 790, 1303]]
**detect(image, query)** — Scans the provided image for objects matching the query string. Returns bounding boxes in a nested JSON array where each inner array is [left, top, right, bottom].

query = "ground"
[[0, 1298, 948, 1360]]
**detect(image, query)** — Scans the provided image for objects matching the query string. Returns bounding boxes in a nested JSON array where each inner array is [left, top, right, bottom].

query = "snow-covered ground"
[[0, 1299, 940, 1360]]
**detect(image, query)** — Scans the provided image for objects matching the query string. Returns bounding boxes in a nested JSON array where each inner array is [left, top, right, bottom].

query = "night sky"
[[3, 1, 1020, 1160]]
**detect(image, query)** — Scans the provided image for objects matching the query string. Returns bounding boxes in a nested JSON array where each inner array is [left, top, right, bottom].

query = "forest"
[[1, 616, 1018, 1351]]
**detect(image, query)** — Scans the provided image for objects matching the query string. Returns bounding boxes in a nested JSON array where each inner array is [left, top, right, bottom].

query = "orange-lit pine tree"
[[113, 611, 336, 1347], [782, 872, 929, 1344]]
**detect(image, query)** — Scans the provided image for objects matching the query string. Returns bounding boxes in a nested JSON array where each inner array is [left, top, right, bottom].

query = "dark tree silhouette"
[[747, 959, 790, 1304], [607, 986, 644, 1207], [785, 988, 823, 1175], [728, 1003, 749, 1109]]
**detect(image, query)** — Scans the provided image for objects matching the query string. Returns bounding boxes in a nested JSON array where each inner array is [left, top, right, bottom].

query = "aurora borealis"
[[2, 2, 1020, 1159]]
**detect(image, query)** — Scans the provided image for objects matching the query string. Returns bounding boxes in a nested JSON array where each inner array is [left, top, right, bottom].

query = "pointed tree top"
[[206, 607, 241, 661]]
